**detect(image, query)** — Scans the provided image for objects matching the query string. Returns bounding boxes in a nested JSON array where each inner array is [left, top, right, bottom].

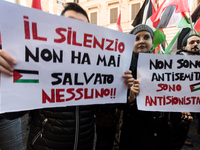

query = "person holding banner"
[[198, 114, 200, 134], [0, 2, 134, 150], [119, 24, 172, 150], [170, 34, 200, 149], [0, 42, 24, 150], [0, 117, 24, 150], [170, 111, 193, 149], [176, 34, 200, 55]]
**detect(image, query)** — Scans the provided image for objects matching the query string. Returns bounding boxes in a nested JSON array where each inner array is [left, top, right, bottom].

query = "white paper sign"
[[0, 1, 135, 113], [137, 53, 200, 112]]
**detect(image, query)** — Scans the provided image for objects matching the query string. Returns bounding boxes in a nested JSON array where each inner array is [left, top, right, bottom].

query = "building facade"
[[5, 0, 200, 44], [79, 0, 199, 44]]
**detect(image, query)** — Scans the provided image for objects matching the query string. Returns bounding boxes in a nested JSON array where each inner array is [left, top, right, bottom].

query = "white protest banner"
[[137, 53, 200, 112], [0, 1, 135, 113]]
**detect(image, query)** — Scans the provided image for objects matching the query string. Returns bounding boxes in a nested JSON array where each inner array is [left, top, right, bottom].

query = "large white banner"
[[137, 53, 200, 112], [0, 1, 135, 113]]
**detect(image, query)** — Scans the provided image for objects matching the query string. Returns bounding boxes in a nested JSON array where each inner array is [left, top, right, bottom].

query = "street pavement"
[[21, 113, 200, 150]]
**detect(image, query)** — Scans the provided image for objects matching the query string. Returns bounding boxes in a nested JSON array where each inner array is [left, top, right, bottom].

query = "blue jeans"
[[198, 113, 200, 133], [0, 118, 24, 150]]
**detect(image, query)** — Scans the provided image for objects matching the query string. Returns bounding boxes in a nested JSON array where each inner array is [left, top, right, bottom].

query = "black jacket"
[[1, 104, 94, 150], [119, 52, 172, 150], [26, 106, 94, 150]]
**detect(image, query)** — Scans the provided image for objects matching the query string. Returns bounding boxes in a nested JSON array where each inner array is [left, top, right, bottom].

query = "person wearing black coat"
[[0, 3, 134, 150], [0, 40, 24, 150], [0, 116, 24, 150], [119, 24, 172, 150], [0, 3, 94, 150], [170, 34, 199, 149], [27, 106, 94, 150]]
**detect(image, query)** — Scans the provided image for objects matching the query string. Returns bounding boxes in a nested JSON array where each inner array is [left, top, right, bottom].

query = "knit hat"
[[129, 24, 154, 39], [181, 34, 200, 47]]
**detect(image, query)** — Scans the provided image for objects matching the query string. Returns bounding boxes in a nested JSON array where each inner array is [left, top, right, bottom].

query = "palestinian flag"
[[190, 82, 200, 92], [156, 5, 191, 29], [165, 30, 181, 54], [164, 3, 200, 54], [13, 69, 39, 83], [165, 28, 191, 54], [152, 29, 165, 49], [192, 4, 200, 34], [191, 4, 200, 23], [131, 0, 163, 53], [194, 17, 200, 34], [150, 0, 190, 24], [132, 0, 158, 27]]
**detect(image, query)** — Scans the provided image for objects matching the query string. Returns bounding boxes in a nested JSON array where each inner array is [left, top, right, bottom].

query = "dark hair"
[[182, 34, 200, 47], [61, 2, 89, 22]]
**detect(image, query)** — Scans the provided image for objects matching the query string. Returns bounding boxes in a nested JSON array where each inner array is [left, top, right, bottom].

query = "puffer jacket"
[[27, 105, 94, 150]]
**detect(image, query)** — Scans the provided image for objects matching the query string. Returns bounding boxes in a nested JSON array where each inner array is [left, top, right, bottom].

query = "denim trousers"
[[0, 118, 24, 150]]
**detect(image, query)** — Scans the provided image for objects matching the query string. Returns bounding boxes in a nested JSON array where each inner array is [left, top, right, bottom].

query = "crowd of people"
[[0, 2, 200, 150]]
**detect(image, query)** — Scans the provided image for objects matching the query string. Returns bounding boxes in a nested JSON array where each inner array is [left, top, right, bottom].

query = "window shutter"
[[74, 0, 79, 3], [131, 3, 140, 20], [110, 7, 118, 24], [90, 12, 97, 24]]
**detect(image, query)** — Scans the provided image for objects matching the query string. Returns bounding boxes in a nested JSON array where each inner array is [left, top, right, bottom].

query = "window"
[[74, 0, 79, 3], [90, 12, 97, 24], [57, 0, 63, 6], [110, 7, 118, 24], [131, 3, 140, 20]]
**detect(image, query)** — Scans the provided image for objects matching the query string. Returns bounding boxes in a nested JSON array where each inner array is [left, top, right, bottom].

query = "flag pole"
[[163, 30, 168, 47], [189, 12, 197, 34], [164, 39, 168, 47]]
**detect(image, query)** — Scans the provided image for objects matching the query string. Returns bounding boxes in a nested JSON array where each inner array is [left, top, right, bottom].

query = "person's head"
[[182, 34, 200, 52], [61, 2, 89, 22], [129, 24, 154, 54]]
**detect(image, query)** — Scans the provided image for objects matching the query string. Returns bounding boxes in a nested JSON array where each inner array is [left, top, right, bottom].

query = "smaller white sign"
[[137, 53, 200, 112]]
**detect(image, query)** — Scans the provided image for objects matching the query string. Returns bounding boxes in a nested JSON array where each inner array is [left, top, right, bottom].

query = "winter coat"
[[95, 104, 120, 127], [170, 50, 194, 150], [119, 52, 172, 150], [27, 106, 94, 150]]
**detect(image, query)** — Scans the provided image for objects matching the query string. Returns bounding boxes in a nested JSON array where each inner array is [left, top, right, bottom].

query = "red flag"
[[156, 6, 190, 29], [149, 0, 160, 28], [32, 0, 42, 10], [150, 0, 190, 23], [194, 18, 200, 33], [116, 11, 123, 32], [151, 0, 158, 12]]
